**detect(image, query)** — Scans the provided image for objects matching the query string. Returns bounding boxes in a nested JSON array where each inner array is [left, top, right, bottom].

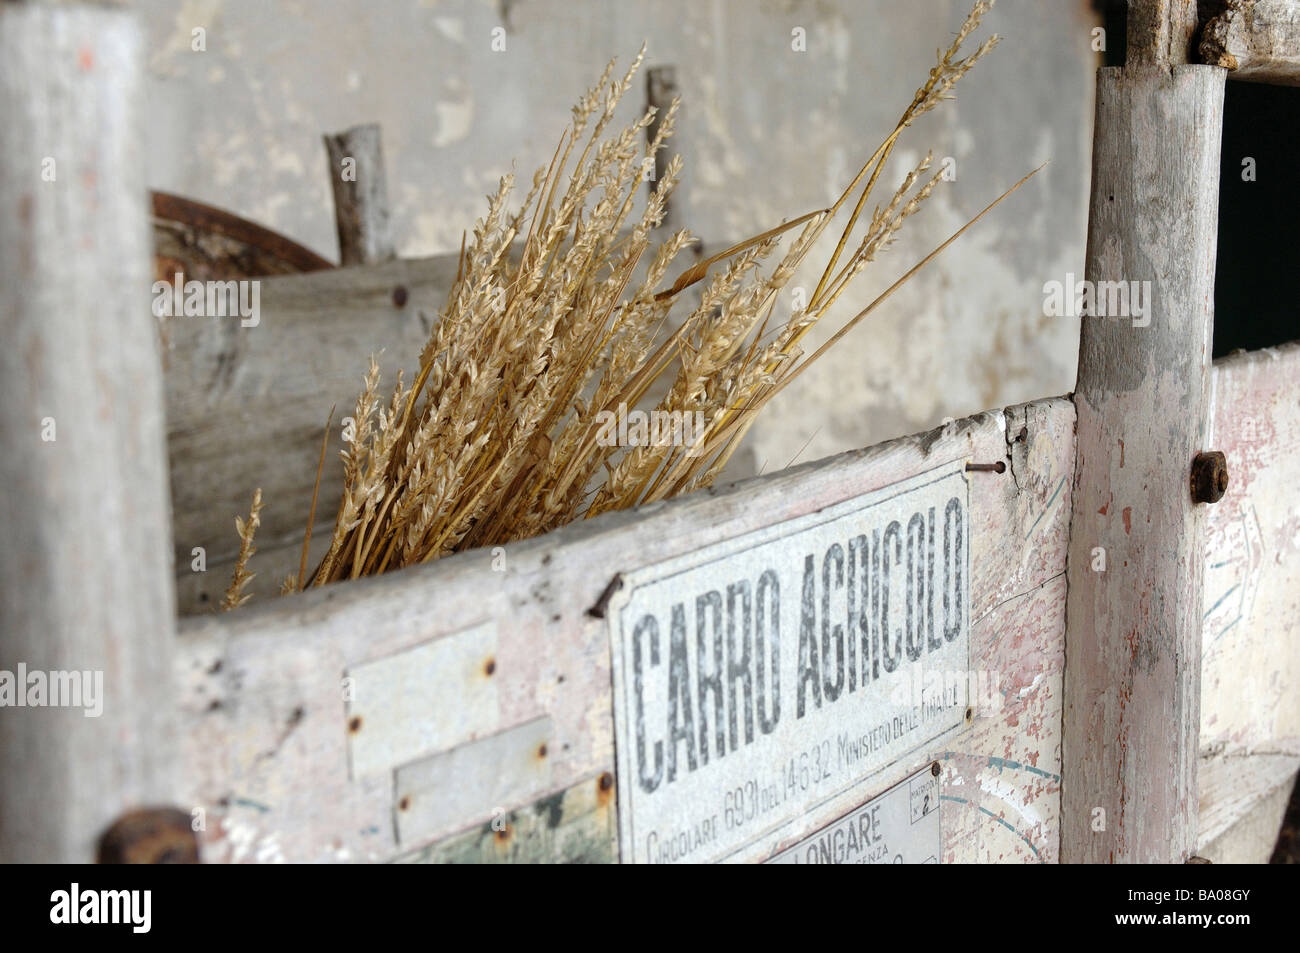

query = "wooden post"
[[0, 1, 179, 862], [323, 123, 395, 266], [1062, 0, 1225, 863]]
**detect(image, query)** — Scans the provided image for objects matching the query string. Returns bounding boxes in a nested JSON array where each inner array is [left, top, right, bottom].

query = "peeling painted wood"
[[1198, 341, 1300, 848], [1200, 0, 1300, 85], [0, 1, 178, 862], [174, 397, 1075, 863], [1062, 65, 1225, 863]]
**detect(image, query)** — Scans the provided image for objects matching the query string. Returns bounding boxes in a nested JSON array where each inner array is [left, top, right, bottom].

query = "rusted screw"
[[392, 285, 408, 308], [965, 461, 1006, 473], [484, 657, 496, 676], [1190, 451, 1228, 505], [930, 761, 941, 777], [537, 743, 548, 758], [598, 771, 615, 792], [964, 707, 974, 723], [348, 715, 363, 733], [398, 795, 411, 812]]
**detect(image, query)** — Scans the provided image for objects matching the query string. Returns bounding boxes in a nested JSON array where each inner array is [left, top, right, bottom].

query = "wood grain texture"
[[174, 397, 1075, 863], [0, 1, 178, 862], [322, 124, 394, 266], [1062, 65, 1225, 863], [1200, 0, 1300, 84], [164, 253, 459, 613], [1128, 0, 1200, 67], [1198, 341, 1300, 847]]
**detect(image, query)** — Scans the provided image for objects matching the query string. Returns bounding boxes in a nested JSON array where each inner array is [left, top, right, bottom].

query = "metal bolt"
[[1190, 451, 1228, 505], [98, 807, 200, 864]]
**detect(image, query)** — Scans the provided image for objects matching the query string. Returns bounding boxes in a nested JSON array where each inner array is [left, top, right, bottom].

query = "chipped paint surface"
[[1198, 342, 1300, 850], [175, 396, 1074, 862]]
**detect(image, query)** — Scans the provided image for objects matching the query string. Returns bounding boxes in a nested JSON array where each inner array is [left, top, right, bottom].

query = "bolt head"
[[1191, 451, 1228, 505]]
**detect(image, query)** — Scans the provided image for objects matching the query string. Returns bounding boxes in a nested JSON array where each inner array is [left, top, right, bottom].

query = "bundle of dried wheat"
[[225, 0, 1032, 605]]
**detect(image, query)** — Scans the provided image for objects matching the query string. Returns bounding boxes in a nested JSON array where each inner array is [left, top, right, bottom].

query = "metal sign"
[[766, 768, 941, 864], [608, 461, 970, 863]]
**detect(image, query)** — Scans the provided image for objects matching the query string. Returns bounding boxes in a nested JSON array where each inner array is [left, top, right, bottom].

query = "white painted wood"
[[1201, 0, 1300, 85], [1199, 341, 1300, 851], [0, 1, 177, 862], [323, 123, 395, 265], [1062, 63, 1226, 863], [174, 397, 1075, 863]]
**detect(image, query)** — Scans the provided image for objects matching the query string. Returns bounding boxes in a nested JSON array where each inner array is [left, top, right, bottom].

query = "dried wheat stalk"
[[224, 0, 1028, 608]]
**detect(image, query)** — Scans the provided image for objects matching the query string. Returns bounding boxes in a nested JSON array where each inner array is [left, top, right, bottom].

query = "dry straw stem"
[[226, 0, 1028, 599], [220, 488, 263, 611]]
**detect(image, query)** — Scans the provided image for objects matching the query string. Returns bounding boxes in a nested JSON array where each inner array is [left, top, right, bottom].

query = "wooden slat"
[[164, 253, 458, 612], [0, 1, 178, 862], [1200, 0, 1300, 85], [174, 396, 1075, 863], [1198, 341, 1300, 846], [1062, 62, 1225, 863]]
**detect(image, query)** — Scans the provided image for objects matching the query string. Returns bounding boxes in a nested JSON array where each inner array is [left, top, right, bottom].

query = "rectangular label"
[[346, 621, 497, 778], [766, 768, 941, 864], [609, 461, 970, 863]]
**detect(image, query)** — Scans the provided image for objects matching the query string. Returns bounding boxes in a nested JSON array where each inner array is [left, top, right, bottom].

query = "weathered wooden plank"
[[164, 253, 458, 612], [1062, 62, 1225, 863], [1198, 341, 1300, 849], [1129, 0, 1200, 67], [174, 396, 1074, 862], [1200, 0, 1300, 84], [0, 0, 178, 862]]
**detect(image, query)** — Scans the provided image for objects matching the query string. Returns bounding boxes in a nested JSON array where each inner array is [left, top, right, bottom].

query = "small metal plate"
[[346, 621, 497, 778], [766, 768, 941, 864]]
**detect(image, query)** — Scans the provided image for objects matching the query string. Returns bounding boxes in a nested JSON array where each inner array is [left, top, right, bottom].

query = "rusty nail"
[[586, 573, 625, 619], [398, 795, 411, 812], [930, 761, 941, 777], [965, 461, 1006, 473], [392, 285, 408, 308], [598, 771, 615, 792], [98, 807, 200, 864], [964, 706, 973, 723], [495, 825, 510, 841], [348, 715, 363, 733], [1190, 451, 1228, 505], [484, 657, 496, 676], [537, 743, 548, 758]]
